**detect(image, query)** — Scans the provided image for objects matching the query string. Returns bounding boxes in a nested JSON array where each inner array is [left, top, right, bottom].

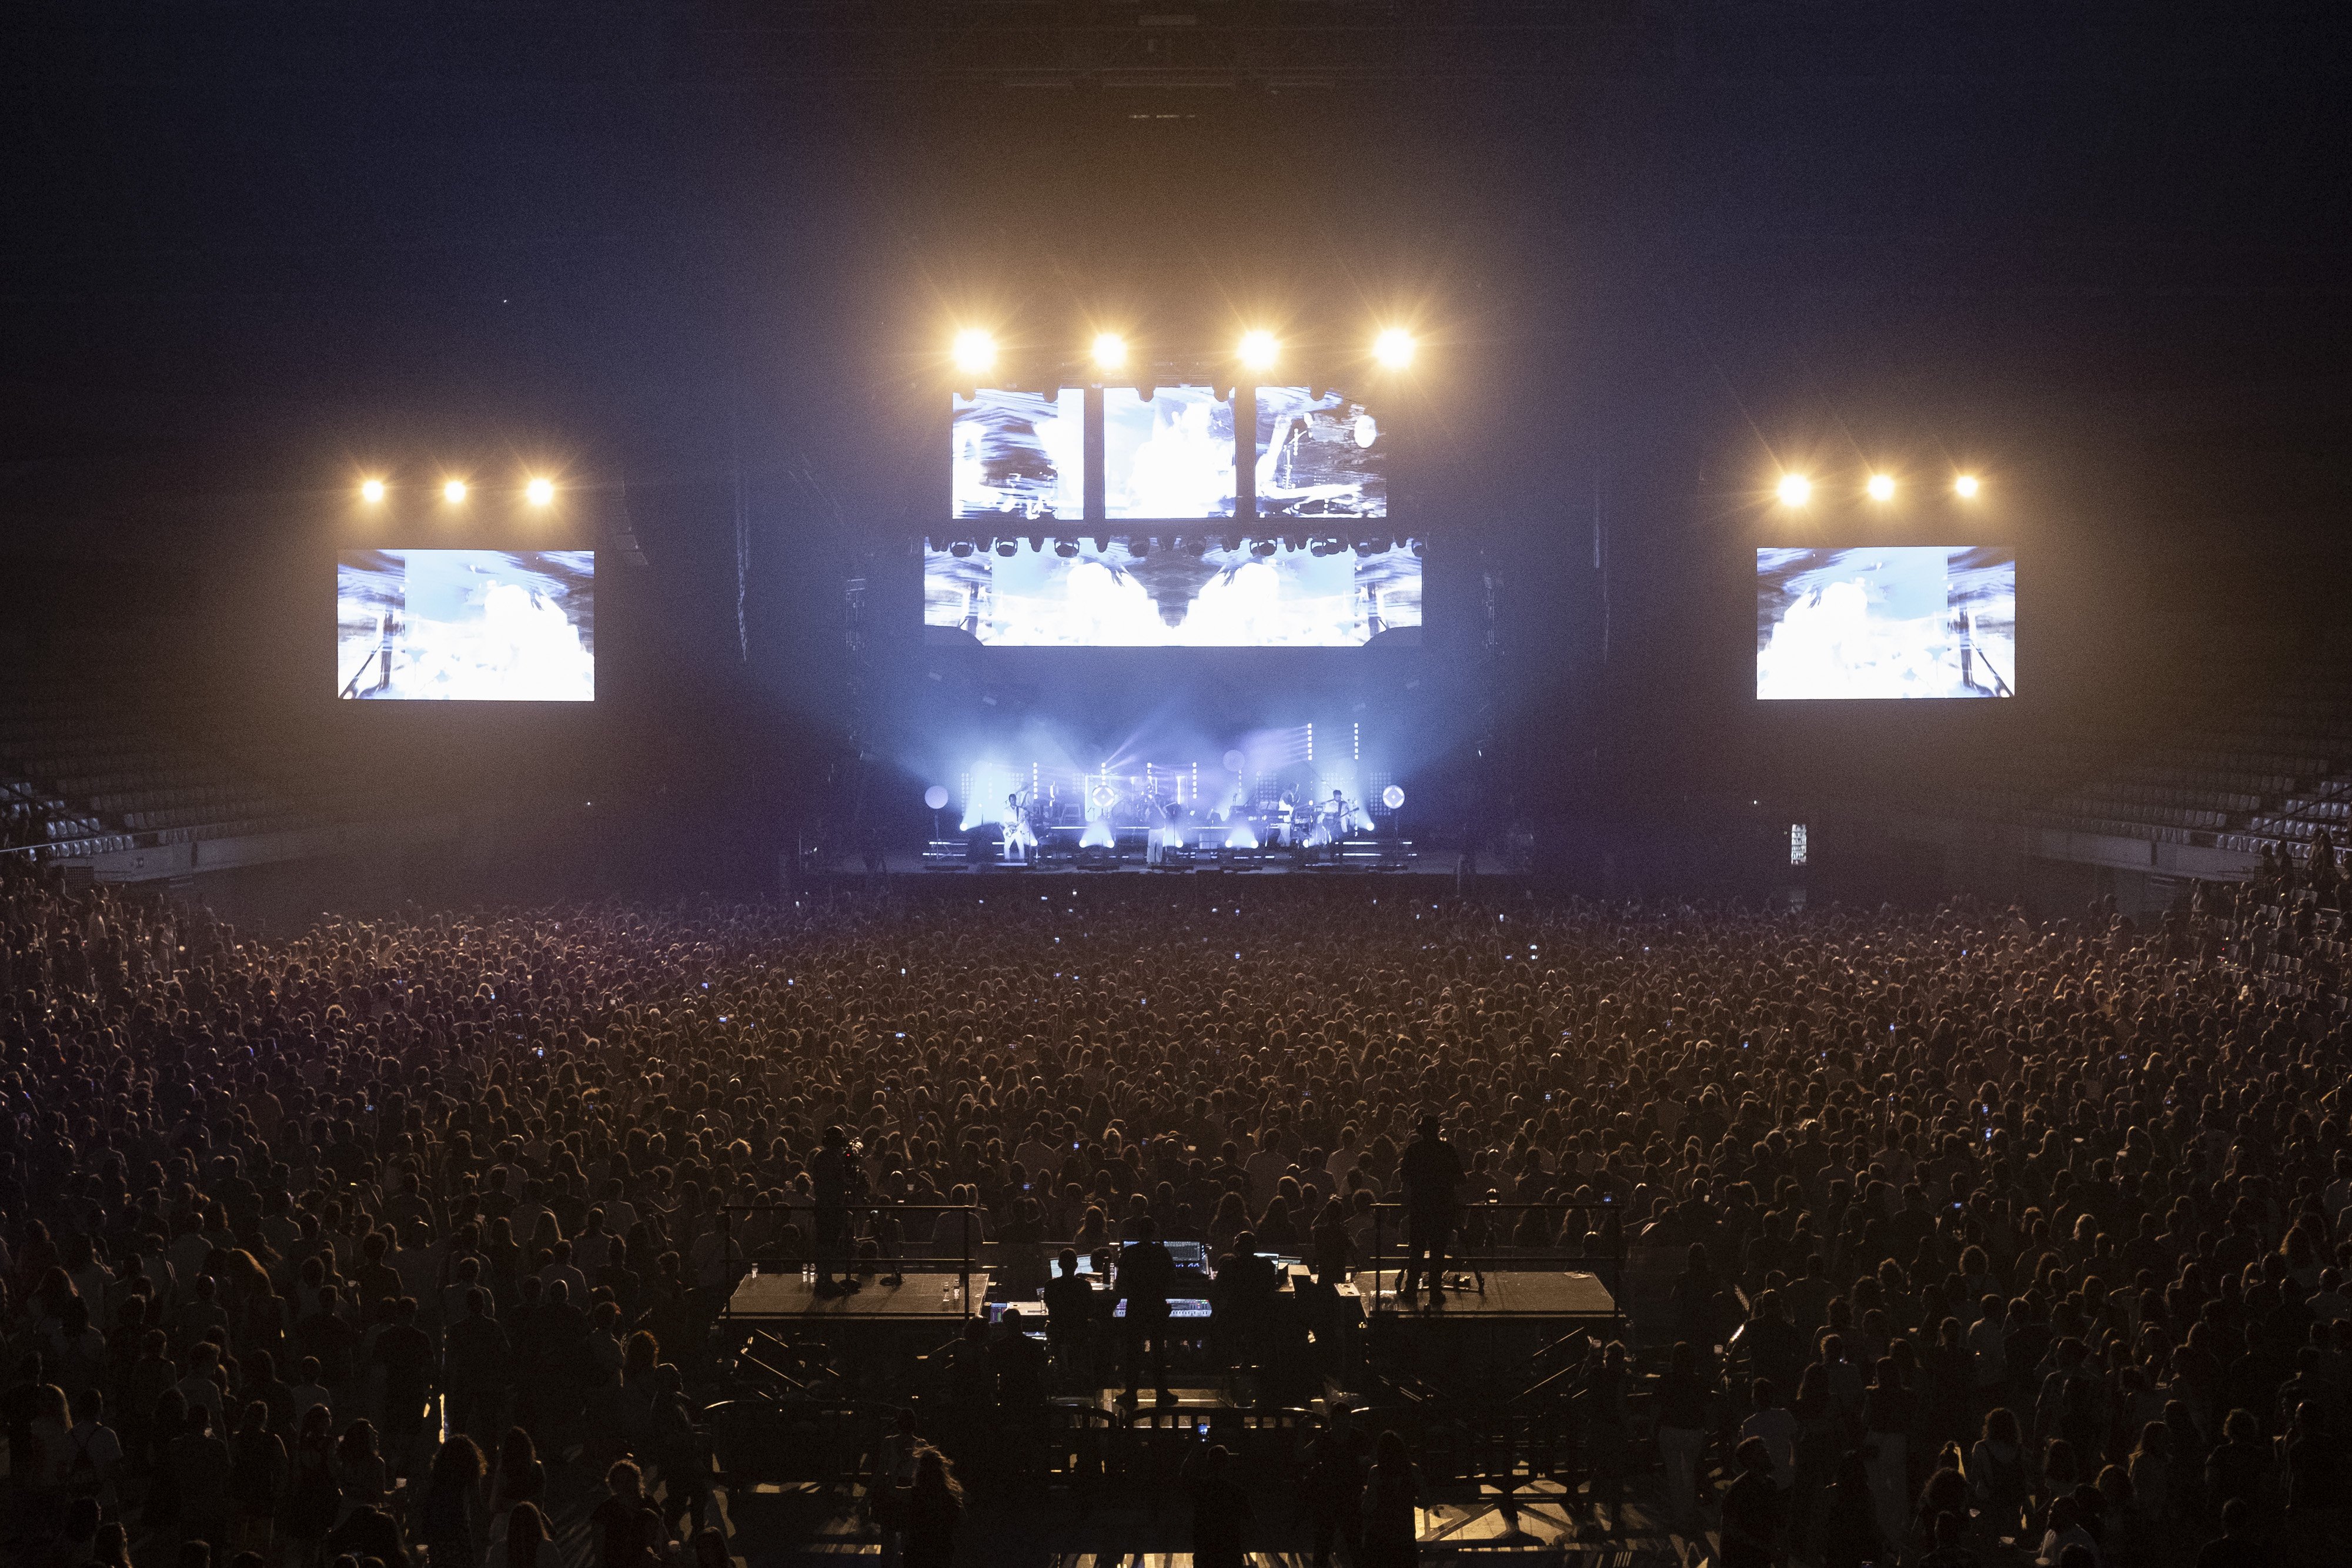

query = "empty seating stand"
[[0, 682, 359, 864], [1910, 651, 2352, 865]]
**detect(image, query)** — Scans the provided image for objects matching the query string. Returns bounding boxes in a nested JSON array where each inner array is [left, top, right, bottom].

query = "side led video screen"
[[338, 549, 595, 701], [951, 388, 1084, 520], [1756, 546, 2014, 699], [1104, 386, 1236, 520], [1255, 387, 1386, 517], [925, 537, 1420, 647]]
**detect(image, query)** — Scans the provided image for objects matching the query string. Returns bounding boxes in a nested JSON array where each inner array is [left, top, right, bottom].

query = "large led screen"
[[1255, 387, 1386, 517], [1104, 387, 1235, 519], [1756, 546, 2014, 700], [925, 537, 1420, 647], [338, 549, 595, 701], [951, 389, 1084, 520]]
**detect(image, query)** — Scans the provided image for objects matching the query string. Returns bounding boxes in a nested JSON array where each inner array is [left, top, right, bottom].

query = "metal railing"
[[721, 1202, 986, 1319], [1365, 1200, 1627, 1327]]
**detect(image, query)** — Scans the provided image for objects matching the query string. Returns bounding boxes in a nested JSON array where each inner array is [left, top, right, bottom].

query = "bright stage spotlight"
[[1954, 473, 1982, 498], [359, 479, 386, 504], [1382, 785, 1406, 811], [525, 477, 555, 507], [1091, 332, 1127, 371], [1238, 330, 1279, 372], [1866, 474, 1895, 502], [1373, 328, 1415, 368], [923, 785, 949, 811], [1776, 473, 1811, 507], [443, 479, 469, 504], [951, 328, 996, 375]]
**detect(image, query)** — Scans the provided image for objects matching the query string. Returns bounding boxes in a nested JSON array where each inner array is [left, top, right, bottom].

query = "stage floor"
[[1353, 1269, 1618, 1321], [726, 1272, 990, 1321]]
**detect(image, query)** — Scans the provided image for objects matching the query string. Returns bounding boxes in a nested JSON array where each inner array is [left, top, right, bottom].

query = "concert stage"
[[916, 834, 1421, 872]]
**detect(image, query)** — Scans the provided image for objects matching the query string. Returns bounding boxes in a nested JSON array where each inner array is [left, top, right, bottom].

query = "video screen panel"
[[1104, 386, 1236, 520], [1255, 387, 1386, 517], [951, 389, 1084, 520], [924, 537, 1420, 647], [1756, 546, 2014, 700], [338, 549, 595, 701]]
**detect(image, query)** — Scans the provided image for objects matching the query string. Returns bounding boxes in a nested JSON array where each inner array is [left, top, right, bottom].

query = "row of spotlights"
[[951, 327, 1416, 376], [357, 476, 558, 506], [1778, 472, 1981, 507]]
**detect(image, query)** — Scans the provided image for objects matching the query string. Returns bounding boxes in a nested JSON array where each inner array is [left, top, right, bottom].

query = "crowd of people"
[[0, 853, 2345, 1568]]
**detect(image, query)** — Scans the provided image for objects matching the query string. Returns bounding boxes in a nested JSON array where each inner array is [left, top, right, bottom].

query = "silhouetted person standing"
[[811, 1126, 858, 1298], [1117, 1217, 1176, 1404], [1398, 1114, 1465, 1303]]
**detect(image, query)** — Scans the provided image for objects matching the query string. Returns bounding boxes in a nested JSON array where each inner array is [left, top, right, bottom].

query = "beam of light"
[[526, 477, 554, 507], [1776, 473, 1811, 507], [1372, 328, 1415, 369], [1238, 330, 1279, 372], [1954, 474, 1981, 498], [1226, 821, 1259, 850], [1092, 332, 1127, 370], [443, 479, 468, 504], [952, 328, 996, 375], [359, 479, 386, 504], [1866, 474, 1895, 502]]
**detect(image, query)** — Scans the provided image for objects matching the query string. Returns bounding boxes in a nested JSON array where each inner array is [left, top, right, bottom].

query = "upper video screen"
[[1756, 546, 2014, 700], [925, 537, 1420, 647], [1255, 387, 1386, 518], [951, 389, 1084, 520], [338, 549, 595, 701], [1104, 387, 1236, 520]]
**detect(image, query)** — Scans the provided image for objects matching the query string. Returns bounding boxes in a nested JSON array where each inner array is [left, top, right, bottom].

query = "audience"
[[0, 856, 2345, 1566]]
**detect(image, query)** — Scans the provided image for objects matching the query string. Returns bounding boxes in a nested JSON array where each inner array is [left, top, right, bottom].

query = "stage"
[[1355, 1270, 1618, 1323], [911, 833, 1426, 874], [726, 1271, 991, 1323]]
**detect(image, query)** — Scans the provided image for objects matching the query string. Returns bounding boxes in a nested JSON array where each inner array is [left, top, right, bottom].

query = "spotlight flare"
[[952, 329, 996, 375]]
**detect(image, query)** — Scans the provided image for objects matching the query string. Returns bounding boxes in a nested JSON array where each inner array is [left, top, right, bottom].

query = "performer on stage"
[[1001, 791, 1037, 864], [1304, 788, 1345, 852], [1275, 787, 1298, 847]]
